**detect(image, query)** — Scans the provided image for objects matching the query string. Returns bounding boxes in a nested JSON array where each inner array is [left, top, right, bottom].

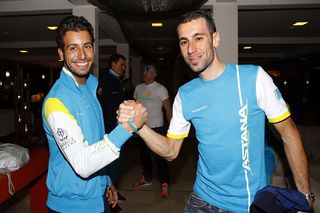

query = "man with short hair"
[[117, 10, 312, 213], [42, 15, 146, 213], [132, 63, 171, 198], [98, 53, 127, 212]]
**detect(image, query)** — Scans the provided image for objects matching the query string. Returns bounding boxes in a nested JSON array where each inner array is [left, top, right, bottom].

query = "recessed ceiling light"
[[293, 21, 308, 26], [47, 26, 58, 30], [243, 46, 252, 50], [152, 23, 163, 27], [158, 57, 164, 60], [19, 50, 28, 53]]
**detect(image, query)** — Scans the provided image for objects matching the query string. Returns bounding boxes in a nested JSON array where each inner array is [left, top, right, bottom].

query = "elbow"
[[164, 152, 178, 162], [74, 167, 91, 178]]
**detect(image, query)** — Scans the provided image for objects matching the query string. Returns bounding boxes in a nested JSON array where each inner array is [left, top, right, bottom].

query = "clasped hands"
[[117, 100, 147, 134]]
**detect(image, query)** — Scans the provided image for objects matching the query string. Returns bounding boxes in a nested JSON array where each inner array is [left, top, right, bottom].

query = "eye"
[[195, 37, 203, 41], [84, 44, 93, 49], [179, 40, 187, 46], [68, 46, 77, 51]]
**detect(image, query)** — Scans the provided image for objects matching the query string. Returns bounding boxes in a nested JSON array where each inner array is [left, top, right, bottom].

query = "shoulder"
[[135, 83, 145, 90], [238, 64, 260, 73], [179, 77, 200, 93]]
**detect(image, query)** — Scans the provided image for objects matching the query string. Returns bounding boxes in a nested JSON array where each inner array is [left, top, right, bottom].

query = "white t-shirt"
[[134, 81, 169, 128]]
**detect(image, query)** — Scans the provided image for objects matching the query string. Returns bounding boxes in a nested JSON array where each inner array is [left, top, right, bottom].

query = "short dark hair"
[[108, 53, 126, 67], [56, 15, 95, 50], [177, 10, 217, 34]]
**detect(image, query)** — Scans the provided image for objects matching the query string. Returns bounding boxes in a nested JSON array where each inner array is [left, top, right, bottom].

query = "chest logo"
[[191, 105, 208, 113], [239, 101, 251, 173]]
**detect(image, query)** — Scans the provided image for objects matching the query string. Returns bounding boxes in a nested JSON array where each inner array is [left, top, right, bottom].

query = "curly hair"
[[56, 15, 95, 49], [177, 10, 216, 35]]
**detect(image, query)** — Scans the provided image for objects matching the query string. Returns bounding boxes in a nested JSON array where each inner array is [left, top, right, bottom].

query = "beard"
[[64, 61, 92, 78], [185, 55, 214, 75]]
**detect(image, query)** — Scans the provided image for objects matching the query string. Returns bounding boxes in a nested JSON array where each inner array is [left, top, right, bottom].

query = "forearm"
[[48, 113, 131, 178], [138, 125, 182, 161], [274, 118, 311, 194], [282, 131, 310, 194]]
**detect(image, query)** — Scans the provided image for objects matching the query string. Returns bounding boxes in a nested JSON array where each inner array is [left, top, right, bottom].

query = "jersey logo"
[[57, 128, 68, 142], [274, 88, 283, 100], [239, 101, 252, 173], [56, 128, 76, 150], [191, 105, 208, 113]]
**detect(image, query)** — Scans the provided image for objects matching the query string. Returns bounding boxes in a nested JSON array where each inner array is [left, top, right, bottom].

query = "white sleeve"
[[133, 85, 138, 100], [167, 92, 191, 139], [45, 98, 120, 178], [256, 67, 290, 123], [158, 85, 169, 101]]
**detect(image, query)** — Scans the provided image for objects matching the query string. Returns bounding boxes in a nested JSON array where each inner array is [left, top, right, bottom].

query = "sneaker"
[[117, 192, 126, 202], [160, 182, 169, 198], [132, 175, 152, 188]]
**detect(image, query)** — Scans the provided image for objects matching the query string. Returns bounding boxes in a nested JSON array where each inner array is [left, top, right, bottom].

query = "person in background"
[[42, 15, 146, 213], [132, 63, 171, 198], [98, 53, 127, 212], [117, 10, 313, 213]]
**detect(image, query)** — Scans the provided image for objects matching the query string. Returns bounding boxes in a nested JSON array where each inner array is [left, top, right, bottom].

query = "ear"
[[212, 32, 221, 48], [58, 48, 64, 61]]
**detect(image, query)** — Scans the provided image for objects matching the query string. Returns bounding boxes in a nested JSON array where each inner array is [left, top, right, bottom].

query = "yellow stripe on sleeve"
[[44, 98, 77, 122], [268, 111, 291, 123], [167, 132, 188, 139]]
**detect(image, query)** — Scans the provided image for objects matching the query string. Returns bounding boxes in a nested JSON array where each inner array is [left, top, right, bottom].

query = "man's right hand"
[[117, 100, 147, 132]]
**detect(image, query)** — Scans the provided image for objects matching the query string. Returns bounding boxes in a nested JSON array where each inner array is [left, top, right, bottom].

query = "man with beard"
[[117, 10, 313, 213], [42, 15, 146, 213]]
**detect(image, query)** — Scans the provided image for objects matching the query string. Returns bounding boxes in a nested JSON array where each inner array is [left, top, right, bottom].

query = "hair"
[[177, 10, 217, 34], [108, 53, 126, 67], [56, 15, 95, 50], [144, 63, 157, 74]]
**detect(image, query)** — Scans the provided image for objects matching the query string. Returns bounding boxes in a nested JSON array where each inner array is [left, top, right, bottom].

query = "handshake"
[[117, 100, 147, 134]]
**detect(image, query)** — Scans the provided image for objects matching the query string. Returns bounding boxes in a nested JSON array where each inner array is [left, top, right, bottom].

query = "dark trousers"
[[138, 126, 170, 184], [105, 123, 125, 188]]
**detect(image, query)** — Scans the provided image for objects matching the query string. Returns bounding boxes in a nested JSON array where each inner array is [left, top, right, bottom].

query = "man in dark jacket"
[[98, 53, 127, 212]]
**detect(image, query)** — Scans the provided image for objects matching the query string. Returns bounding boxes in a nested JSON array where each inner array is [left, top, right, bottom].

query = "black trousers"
[[138, 126, 170, 184]]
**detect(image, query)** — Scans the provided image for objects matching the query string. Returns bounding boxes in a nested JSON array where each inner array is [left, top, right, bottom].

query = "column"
[[73, 5, 99, 77], [212, 1, 238, 64], [116, 44, 130, 79]]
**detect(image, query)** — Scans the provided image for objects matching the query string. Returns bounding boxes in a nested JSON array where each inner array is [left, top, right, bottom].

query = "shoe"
[[110, 203, 122, 212], [132, 175, 152, 188], [160, 182, 169, 198], [117, 192, 126, 202]]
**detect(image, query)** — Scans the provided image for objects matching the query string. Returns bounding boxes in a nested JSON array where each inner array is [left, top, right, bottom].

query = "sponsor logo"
[[191, 105, 208, 113], [239, 101, 251, 173], [57, 128, 68, 141], [274, 88, 283, 100], [56, 128, 76, 150]]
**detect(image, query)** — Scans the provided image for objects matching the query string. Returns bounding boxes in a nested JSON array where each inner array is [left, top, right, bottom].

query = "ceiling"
[[0, 0, 320, 71]]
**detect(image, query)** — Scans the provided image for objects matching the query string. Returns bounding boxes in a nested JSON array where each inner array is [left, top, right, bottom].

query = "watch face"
[[307, 193, 315, 201]]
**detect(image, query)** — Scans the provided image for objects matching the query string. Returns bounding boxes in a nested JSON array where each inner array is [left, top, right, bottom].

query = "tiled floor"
[[2, 136, 198, 213], [3, 133, 319, 213]]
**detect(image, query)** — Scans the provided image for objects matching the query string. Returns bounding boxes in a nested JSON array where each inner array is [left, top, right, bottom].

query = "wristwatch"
[[306, 193, 315, 202]]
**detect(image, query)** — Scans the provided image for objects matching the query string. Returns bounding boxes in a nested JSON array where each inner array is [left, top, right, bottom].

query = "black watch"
[[306, 193, 315, 202]]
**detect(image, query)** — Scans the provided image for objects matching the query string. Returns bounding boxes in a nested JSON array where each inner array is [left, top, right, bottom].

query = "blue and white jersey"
[[167, 64, 289, 213]]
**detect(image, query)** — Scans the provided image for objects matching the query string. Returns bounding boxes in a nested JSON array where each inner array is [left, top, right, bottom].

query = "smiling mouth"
[[188, 55, 201, 65], [74, 61, 89, 67]]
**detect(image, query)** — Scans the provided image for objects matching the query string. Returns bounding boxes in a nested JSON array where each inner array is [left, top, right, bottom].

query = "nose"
[[78, 48, 86, 60], [187, 41, 196, 54]]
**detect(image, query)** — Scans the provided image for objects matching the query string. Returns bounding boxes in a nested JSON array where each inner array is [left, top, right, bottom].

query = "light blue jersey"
[[167, 64, 289, 213]]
